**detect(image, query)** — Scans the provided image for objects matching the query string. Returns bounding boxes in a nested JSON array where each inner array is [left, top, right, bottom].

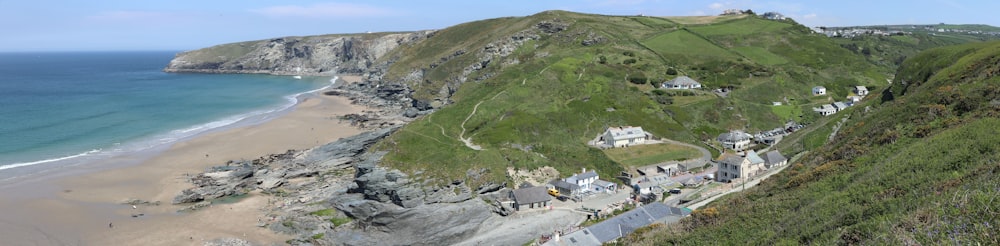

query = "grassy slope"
[[374, 12, 902, 185], [623, 41, 1000, 245]]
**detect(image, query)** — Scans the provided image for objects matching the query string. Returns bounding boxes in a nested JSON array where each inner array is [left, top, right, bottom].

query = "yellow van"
[[547, 188, 561, 197]]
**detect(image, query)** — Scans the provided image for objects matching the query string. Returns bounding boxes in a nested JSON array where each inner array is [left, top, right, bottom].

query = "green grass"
[[642, 30, 739, 59], [731, 46, 788, 65], [687, 17, 793, 36], [770, 104, 801, 121], [329, 217, 352, 227], [602, 143, 703, 168], [662, 15, 747, 25]]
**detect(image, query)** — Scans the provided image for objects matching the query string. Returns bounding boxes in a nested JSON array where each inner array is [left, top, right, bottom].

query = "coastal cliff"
[[163, 31, 433, 76]]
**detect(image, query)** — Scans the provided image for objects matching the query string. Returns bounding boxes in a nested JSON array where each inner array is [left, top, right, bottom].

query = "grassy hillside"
[[371, 11, 897, 185], [623, 41, 1000, 245]]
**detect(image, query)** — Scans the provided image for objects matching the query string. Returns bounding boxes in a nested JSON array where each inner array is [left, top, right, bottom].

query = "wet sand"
[[0, 76, 367, 245]]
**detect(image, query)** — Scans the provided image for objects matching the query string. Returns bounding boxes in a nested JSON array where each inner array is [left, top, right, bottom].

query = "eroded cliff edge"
[[163, 31, 433, 77]]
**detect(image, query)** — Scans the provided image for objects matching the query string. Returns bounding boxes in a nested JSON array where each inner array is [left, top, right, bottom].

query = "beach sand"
[[0, 76, 367, 245]]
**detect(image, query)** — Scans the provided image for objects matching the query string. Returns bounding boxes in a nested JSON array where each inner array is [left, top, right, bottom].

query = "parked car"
[[669, 188, 682, 194]]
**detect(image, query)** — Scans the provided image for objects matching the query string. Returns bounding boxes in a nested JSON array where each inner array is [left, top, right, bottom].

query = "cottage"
[[660, 76, 702, 89], [549, 180, 581, 197], [565, 169, 599, 192], [854, 86, 869, 96], [812, 86, 827, 96], [716, 150, 767, 183], [601, 126, 649, 148], [592, 180, 618, 193], [761, 150, 788, 168], [833, 101, 850, 112], [847, 95, 863, 103], [813, 104, 836, 116], [717, 130, 752, 151], [511, 186, 552, 211]]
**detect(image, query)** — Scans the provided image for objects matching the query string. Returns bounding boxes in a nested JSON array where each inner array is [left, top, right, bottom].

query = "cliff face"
[[163, 31, 433, 76]]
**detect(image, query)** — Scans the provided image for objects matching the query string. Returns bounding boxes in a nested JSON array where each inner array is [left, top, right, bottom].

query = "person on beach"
[[109, 222, 113, 228]]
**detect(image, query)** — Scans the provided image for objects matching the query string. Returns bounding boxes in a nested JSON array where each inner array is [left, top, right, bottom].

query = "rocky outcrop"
[[163, 31, 434, 76]]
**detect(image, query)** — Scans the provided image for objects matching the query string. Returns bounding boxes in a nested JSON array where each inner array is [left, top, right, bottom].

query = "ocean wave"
[[0, 149, 101, 171]]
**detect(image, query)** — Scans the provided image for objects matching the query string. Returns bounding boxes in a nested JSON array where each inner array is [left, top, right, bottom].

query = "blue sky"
[[1, 0, 996, 51]]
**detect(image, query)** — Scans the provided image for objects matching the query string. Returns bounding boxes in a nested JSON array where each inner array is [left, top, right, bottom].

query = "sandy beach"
[[0, 76, 368, 245]]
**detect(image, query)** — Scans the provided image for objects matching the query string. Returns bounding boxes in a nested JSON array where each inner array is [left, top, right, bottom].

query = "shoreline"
[[0, 75, 369, 245]]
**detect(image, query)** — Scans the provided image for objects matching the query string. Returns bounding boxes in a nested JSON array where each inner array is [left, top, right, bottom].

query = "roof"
[[814, 104, 836, 112], [746, 150, 765, 165], [635, 182, 656, 189], [512, 186, 551, 205], [576, 170, 599, 180], [717, 130, 751, 142], [833, 102, 850, 109], [550, 180, 580, 191], [663, 76, 701, 86], [592, 179, 616, 188], [762, 150, 788, 165], [605, 126, 646, 141], [719, 153, 744, 165], [855, 85, 868, 91], [813, 86, 826, 91], [585, 203, 687, 243]]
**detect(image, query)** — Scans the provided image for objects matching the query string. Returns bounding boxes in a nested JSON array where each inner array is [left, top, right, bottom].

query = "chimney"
[[582, 167, 587, 174]]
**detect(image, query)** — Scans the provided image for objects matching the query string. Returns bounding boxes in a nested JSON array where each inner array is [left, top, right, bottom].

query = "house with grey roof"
[[813, 104, 836, 116], [761, 150, 788, 168], [717, 130, 752, 151], [511, 186, 551, 211], [601, 126, 649, 148], [592, 180, 617, 193], [716, 150, 766, 183], [661, 76, 702, 89], [543, 203, 690, 245], [549, 180, 581, 196], [833, 101, 850, 112], [565, 169, 599, 192]]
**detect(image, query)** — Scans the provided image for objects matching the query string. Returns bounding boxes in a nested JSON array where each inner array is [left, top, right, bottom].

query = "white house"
[[602, 126, 649, 148], [661, 76, 702, 89], [833, 101, 850, 112], [717, 130, 752, 151], [813, 104, 836, 116], [565, 169, 599, 192], [847, 95, 863, 103], [716, 150, 767, 183], [812, 86, 827, 96], [854, 86, 869, 96], [761, 12, 786, 20]]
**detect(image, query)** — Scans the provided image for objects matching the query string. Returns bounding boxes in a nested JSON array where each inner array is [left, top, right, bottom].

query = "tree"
[[666, 67, 678, 75]]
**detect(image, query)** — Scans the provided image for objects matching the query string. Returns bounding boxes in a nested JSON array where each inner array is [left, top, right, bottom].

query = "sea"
[[0, 51, 331, 180]]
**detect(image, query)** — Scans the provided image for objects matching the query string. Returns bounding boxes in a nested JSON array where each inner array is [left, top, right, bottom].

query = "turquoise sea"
[[0, 51, 329, 177]]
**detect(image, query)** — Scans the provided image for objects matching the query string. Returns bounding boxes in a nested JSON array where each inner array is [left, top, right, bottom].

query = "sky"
[[1, 0, 997, 52]]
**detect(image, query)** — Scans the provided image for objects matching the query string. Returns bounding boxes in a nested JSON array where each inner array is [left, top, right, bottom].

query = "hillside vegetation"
[[623, 41, 1000, 245], [372, 11, 892, 184]]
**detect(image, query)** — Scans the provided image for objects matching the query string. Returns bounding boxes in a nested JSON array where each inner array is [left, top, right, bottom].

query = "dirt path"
[[458, 91, 506, 150]]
